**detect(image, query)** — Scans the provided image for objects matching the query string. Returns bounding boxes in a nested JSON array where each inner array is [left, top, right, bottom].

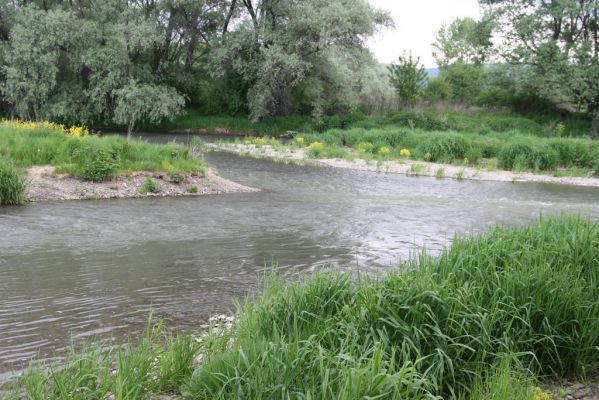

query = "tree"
[[481, 0, 599, 137], [438, 62, 484, 104], [0, 2, 185, 132], [213, 0, 391, 120], [113, 81, 186, 139], [388, 54, 428, 108], [432, 17, 494, 67]]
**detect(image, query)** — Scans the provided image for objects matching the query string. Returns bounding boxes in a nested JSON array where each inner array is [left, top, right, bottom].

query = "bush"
[[80, 149, 118, 182], [416, 133, 473, 163], [0, 158, 27, 205], [139, 177, 160, 194], [549, 139, 594, 167], [498, 140, 559, 171]]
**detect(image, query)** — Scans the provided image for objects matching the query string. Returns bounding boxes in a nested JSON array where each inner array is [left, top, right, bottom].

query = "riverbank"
[[4, 215, 598, 399], [207, 142, 599, 188], [0, 121, 258, 205], [25, 166, 257, 202]]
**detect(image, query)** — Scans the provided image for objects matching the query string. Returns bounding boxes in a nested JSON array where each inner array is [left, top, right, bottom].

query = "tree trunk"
[[592, 114, 598, 139], [127, 120, 134, 140]]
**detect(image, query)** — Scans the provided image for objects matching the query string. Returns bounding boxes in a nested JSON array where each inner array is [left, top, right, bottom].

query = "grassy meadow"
[[0, 120, 206, 205], [5, 214, 599, 399]]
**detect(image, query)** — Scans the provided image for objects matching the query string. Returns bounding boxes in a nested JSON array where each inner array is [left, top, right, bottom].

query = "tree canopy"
[[0, 0, 390, 125], [481, 0, 599, 136]]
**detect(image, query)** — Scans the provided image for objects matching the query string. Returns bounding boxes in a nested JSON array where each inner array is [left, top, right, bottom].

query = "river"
[[1, 138, 598, 380]]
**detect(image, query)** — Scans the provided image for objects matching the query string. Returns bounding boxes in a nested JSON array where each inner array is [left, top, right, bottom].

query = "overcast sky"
[[367, 0, 481, 68]]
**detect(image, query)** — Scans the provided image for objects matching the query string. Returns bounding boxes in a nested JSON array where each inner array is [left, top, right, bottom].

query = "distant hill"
[[426, 68, 440, 78]]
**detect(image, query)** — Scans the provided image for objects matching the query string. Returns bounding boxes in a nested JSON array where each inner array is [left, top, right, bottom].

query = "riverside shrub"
[[498, 140, 559, 171], [416, 133, 473, 163]]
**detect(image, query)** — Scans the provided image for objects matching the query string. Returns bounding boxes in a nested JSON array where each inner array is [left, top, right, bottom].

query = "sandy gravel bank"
[[26, 166, 258, 202], [207, 142, 599, 188]]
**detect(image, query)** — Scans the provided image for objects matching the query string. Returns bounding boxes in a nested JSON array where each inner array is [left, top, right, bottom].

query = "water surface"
[[1, 144, 598, 380]]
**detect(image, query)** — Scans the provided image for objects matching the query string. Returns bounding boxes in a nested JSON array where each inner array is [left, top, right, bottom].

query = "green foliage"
[[0, 157, 27, 205], [139, 177, 160, 194], [1, 3, 185, 127], [432, 17, 494, 67], [498, 140, 559, 171], [113, 81, 186, 137], [424, 77, 453, 102], [80, 149, 118, 182], [416, 133, 473, 163], [481, 0, 599, 137], [184, 215, 599, 399], [438, 62, 484, 104], [10, 323, 199, 399], [388, 54, 428, 108]]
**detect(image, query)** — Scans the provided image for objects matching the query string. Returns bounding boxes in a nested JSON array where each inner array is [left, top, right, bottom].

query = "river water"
[[1, 137, 598, 380]]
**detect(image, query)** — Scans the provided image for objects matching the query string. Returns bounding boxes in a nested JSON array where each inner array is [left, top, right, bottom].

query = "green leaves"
[[388, 54, 428, 108]]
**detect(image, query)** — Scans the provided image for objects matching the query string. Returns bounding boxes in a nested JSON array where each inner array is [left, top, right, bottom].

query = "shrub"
[[416, 133, 472, 163], [548, 139, 593, 167], [0, 158, 27, 205], [592, 150, 599, 172], [80, 149, 118, 182], [139, 177, 160, 194], [498, 140, 559, 171], [168, 170, 185, 184], [307, 141, 325, 157]]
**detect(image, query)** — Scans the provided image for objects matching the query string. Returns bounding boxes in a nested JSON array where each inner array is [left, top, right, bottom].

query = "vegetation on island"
[[5, 215, 598, 399], [0, 120, 205, 205]]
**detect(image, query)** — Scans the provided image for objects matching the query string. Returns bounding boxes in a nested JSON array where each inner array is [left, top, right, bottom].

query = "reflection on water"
[[1, 140, 598, 380]]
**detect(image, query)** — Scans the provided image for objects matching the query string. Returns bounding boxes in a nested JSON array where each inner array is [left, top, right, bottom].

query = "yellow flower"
[[67, 125, 90, 137], [356, 142, 374, 153], [532, 387, 553, 400], [378, 146, 391, 155], [1, 119, 88, 137], [308, 141, 324, 151], [400, 148, 411, 157], [295, 137, 305, 145]]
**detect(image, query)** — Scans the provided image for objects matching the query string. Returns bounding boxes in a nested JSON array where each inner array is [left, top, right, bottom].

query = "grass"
[[5, 321, 199, 400], [8, 215, 598, 399], [0, 157, 27, 205], [0, 122, 206, 192], [139, 177, 160, 194]]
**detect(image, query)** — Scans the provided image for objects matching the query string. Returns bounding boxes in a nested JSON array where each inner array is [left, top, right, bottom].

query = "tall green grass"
[[0, 126, 206, 182], [185, 215, 599, 399], [299, 126, 599, 172], [0, 157, 26, 205], [5, 322, 199, 400]]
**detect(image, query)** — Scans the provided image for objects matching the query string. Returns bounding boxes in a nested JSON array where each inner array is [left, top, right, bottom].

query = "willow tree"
[[1, 1, 185, 130], [214, 0, 391, 120], [482, 0, 599, 137]]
